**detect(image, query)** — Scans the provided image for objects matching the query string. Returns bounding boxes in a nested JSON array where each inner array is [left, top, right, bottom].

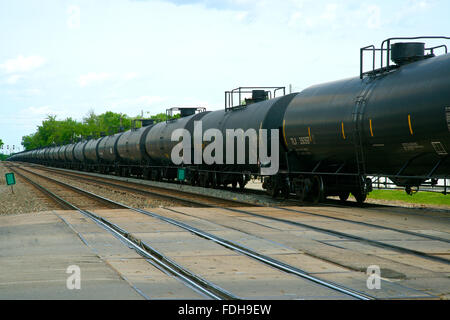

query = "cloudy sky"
[[0, 0, 448, 151]]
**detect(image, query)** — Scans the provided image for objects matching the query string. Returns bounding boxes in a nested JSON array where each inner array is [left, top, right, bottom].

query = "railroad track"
[[17, 162, 403, 208], [21, 163, 450, 266], [7, 166, 238, 300], [9, 166, 119, 211], [26, 164, 253, 208], [8, 164, 373, 300]]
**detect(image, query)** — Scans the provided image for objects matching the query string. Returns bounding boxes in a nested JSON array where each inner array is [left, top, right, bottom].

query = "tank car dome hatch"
[[391, 42, 426, 65], [166, 107, 207, 120], [245, 90, 269, 105], [180, 108, 198, 118], [141, 119, 154, 127]]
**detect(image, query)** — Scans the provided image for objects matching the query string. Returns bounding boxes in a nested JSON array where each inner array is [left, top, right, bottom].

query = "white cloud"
[[322, 3, 338, 22], [235, 11, 248, 21], [410, 0, 431, 10], [135, 96, 166, 105], [17, 106, 75, 122], [78, 72, 140, 87], [0, 55, 45, 74], [111, 95, 166, 108], [367, 5, 381, 29], [107, 95, 168, 117], [25, 89, 42, 96], [21, 106, 58, 117], [6, 75, 24, 84], [78, 72, 113, 87], [123, 72, 138, 81], [289, 11, 302, 27], [15, 88, 42, 97]]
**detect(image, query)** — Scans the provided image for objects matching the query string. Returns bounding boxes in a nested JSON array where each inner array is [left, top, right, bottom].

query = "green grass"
[[368, 189, 450, 206]]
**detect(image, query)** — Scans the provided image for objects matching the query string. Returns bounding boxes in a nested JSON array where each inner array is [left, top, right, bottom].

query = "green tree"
[[22, 115, 83, 150], [0, 139, 6, 161], [150, 112, 167, 123], [149, 112, 181, 123], [21, 110, 166, 151], [83, 110, 132, 136]]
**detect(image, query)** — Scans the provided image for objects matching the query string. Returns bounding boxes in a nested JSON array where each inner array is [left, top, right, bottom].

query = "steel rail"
[[273, 205, 450, 244], [219, 205, 450, 266], [19, 166, 373, 300], [32, 165, 252, 208], [29, 165, 450, 262], [13, 166, 238, 300]]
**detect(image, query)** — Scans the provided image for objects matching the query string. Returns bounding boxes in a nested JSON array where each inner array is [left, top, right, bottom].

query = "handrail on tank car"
[[224, 87, 285, 111], [360, 36, 450, 79], [426, 44, 448, 55]]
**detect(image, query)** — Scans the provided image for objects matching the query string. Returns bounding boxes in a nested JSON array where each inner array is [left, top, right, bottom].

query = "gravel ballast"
[[0, 163, 58, 215], [36, 166, 282, 206]]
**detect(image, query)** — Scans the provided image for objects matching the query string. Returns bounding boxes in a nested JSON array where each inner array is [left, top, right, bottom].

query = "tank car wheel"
[[294, 176, 308, 202], [281, 185, 290, 199], [143, 168, 151, 180], [352, 191, 367, 205], [268, 186, 279, 198], [311, 176, 325, 204], [338, 192, 350, 202], [152, 169, 161, 181], [199, 173, 210, 188], [237, 175, 246, 190], [157, 170, 163, 182], [264, 177, 279, 198], [211, 173, 219, 189]]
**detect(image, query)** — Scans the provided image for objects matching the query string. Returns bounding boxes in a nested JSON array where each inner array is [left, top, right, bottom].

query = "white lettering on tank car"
[[402, 142, 424, 152], [299, 137, 311, 145], [290, 137, 298, 145]]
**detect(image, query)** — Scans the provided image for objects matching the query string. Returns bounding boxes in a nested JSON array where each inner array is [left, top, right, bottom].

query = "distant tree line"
[[0, 139, 6, 161], [21, 110, 175, 151]]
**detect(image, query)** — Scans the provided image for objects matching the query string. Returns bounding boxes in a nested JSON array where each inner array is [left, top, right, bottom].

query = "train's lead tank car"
[[273, 37, 450, 202]]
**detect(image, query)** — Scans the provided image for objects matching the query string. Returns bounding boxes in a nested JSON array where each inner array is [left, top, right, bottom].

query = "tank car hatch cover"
[[167, 107, 206, 119], [391, 42, 425, 65]]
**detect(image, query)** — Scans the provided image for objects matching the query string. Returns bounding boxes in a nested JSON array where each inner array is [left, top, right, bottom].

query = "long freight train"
[[9, 37, 450, 203]]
